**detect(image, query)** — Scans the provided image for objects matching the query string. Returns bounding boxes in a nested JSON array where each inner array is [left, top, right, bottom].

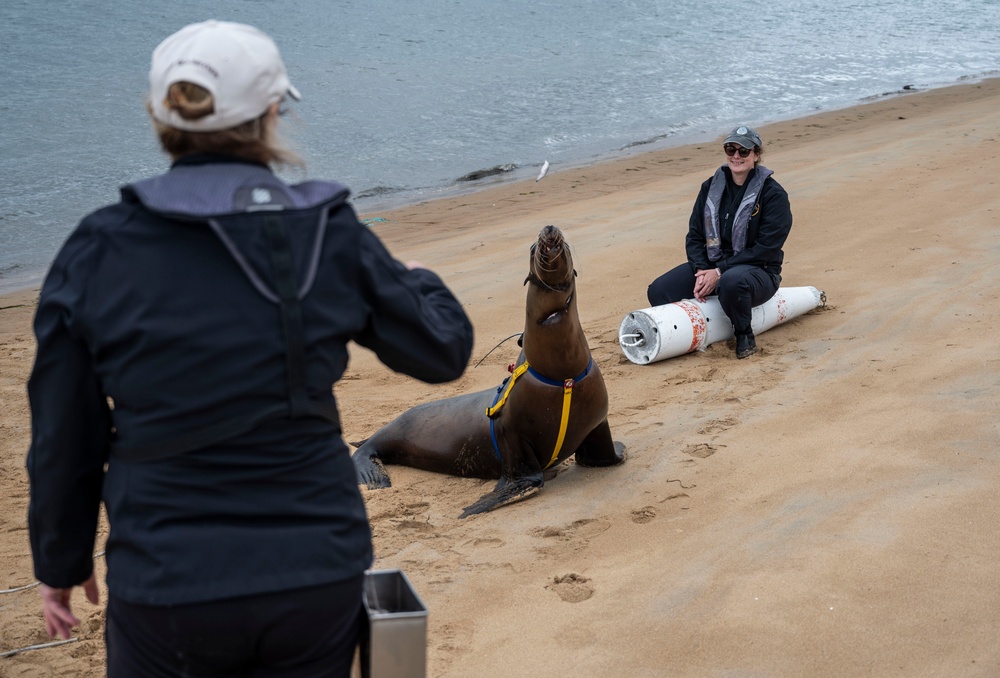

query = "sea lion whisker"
[[531, 254, 565, 274], [525, 271, 571, 292]]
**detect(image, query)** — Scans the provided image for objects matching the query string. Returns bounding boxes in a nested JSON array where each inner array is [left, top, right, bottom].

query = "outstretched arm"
[[354, 227, 474, 383]]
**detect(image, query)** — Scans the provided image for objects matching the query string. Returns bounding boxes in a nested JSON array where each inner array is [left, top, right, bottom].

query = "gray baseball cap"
[[724, 125, 762, 149]]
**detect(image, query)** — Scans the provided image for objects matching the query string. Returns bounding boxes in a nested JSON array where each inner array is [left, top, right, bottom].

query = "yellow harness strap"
[[545, 378, 575, 469], [486, 361, 530, 418], [485, 361, 577, 470]]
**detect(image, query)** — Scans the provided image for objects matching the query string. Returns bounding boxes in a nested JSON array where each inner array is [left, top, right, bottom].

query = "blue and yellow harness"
[[486, 358, 594, 470]]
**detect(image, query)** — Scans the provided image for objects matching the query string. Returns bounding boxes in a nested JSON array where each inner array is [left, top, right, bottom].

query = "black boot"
[[735, 330, 757, 359]]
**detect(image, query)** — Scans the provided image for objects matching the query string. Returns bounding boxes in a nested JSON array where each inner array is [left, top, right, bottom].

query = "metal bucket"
[[359, 569, 428, 678]]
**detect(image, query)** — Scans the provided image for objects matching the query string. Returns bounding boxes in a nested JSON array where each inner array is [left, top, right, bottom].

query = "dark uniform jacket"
[[685, 166, 792, 280], [27, 155, 474, 605]]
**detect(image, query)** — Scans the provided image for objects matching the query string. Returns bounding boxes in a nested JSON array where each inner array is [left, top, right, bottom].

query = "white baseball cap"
[[149, 20, 301, 132]]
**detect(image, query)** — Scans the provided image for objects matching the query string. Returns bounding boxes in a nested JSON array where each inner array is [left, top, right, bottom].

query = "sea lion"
[[353, 224, 625, 517]]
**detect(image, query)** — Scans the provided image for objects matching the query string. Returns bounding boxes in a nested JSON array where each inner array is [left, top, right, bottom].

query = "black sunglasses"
[[724, 144, 754, 158]]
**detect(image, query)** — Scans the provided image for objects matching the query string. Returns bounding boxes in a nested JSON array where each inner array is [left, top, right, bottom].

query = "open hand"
[[39, 574, 99, 639]]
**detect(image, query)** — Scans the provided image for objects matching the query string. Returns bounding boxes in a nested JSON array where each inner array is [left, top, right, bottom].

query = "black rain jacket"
[[27, 155, 474, 605], [685, 165, 792, 279]]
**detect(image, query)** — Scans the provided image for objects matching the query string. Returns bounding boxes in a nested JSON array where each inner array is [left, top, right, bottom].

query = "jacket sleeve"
[[685, 179, 714, 271], [718, 178, 792, 273], [27, 230, 111, 588], [353, 226, 474, 383]]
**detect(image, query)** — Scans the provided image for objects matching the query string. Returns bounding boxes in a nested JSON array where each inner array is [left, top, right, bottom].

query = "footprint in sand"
[[669, 366, 718, 386], [546, 573, 594, 603], [697, 417, 737, 435], [400, 501, 430, 516], [434, 622, 474, 670], [532, 518, 611, 540], [395, 518, 436, 534], [631, 506, 657, 523], [531, 518, 612, 556], [683, 443, 716, 458]]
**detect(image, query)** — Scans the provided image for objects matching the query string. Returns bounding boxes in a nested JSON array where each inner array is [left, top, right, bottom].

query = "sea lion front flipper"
[[459, 474, 543, 518], [573, 420, 626, 468], [353, 448, 392, 489]]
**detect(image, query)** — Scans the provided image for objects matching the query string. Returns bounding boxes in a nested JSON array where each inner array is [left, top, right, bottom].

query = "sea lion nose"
[[539, 224, 560, 241], [537, 225, 563, 251]]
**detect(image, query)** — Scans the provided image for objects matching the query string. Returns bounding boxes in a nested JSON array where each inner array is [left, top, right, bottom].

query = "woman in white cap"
[[646, 125, 793, 358], [26, 20, 473, 677]]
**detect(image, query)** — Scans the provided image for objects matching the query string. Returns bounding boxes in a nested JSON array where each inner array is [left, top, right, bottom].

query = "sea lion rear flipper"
[[353, 448, 392, 489], [459, 474, 542, 518], [573, 420, 626, 468]]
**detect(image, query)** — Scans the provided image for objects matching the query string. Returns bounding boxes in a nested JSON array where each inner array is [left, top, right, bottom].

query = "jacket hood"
[[123, 162, 349, 219]]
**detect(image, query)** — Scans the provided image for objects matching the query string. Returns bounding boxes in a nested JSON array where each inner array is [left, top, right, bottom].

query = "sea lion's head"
[[525, 225, 577, 325], [525, 225, 575, 293]]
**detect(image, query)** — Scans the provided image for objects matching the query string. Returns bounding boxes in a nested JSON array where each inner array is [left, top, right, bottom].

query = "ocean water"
[[2, 0, 998, 293]]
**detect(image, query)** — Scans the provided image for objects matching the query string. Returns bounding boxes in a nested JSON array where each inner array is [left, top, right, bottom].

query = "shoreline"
[[351, 74, 998, 257], [2, 74, 996, 298], [3, 75, 1000, 676], [350, 73, 998, 214], [351, 72, 998, 215]]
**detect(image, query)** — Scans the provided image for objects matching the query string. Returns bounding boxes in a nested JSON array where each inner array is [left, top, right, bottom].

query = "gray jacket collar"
[[124, 162, 349, 219]]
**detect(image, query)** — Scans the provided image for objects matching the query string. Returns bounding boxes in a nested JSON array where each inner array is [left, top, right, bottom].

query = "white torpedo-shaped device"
[[618, 285, 826, 365]]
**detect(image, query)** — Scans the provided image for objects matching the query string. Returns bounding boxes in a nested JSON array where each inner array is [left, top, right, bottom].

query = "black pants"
[[106, 575, 364, 678], [647, 262, 779, 333]]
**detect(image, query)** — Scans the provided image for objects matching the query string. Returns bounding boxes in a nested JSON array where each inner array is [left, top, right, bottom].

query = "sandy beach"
[[2, 78, 999, 677]]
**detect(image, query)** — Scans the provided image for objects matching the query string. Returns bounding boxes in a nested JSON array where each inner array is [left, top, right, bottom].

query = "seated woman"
[[647, 125, 792, 358]]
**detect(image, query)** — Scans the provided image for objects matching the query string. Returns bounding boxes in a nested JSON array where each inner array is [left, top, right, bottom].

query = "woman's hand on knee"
[[694, 268, 721, 302]]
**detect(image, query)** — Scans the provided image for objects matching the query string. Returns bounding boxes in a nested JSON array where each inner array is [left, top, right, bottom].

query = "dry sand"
[[2, 78, 999, 677]]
